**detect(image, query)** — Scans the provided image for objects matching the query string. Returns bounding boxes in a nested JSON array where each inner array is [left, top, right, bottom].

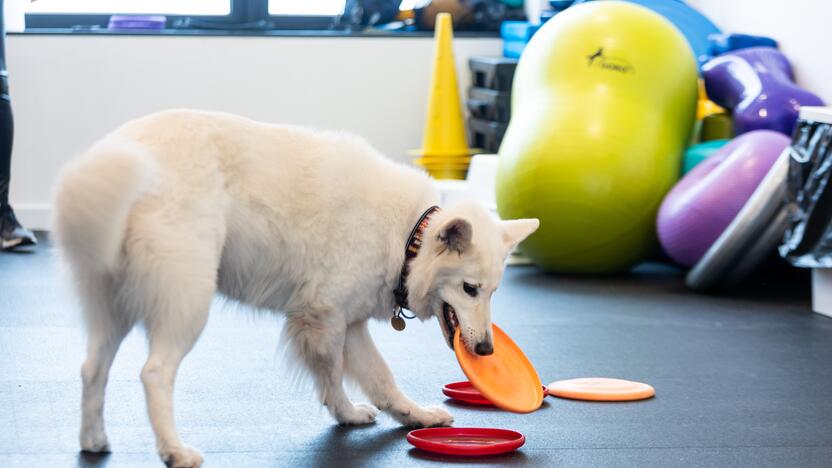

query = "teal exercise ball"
[[496, 1, 698, 273]]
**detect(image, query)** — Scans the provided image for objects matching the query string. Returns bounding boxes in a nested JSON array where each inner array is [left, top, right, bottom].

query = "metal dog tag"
[[391, 315, 406, 331]]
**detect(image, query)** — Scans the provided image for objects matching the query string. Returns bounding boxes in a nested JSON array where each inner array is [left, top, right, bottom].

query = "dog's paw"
[[160, 445, 204, 468], [394, 405, 454, 428], [79, 429, 110, 453], [336, 402, 379, 426]]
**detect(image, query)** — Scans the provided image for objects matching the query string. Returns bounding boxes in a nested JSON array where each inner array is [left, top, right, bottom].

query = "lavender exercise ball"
[[657, 130, 790, 267]]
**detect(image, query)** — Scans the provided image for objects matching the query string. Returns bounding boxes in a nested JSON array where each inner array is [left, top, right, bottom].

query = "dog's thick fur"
[[53, 109, 538, 467]]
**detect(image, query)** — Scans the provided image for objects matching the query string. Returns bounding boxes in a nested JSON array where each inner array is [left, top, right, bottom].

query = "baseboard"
[[813, 269, 832, 319], [12, 203, 52, 230]]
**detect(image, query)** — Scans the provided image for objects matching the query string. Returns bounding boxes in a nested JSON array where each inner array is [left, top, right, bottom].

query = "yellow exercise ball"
[[496, 1, 698, 273]]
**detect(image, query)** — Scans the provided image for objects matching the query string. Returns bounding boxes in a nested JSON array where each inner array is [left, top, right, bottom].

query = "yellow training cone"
[[412, 13, 474, 159]]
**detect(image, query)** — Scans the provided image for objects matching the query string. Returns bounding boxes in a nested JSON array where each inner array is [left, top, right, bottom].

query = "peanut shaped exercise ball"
[[496, 1, 698, 273]]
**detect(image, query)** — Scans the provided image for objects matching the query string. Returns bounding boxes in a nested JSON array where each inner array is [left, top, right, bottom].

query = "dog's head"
[[406, 201, 539, 355]]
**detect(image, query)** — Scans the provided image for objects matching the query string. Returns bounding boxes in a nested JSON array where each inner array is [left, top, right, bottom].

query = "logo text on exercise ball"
[[587, 48, 634, 74]]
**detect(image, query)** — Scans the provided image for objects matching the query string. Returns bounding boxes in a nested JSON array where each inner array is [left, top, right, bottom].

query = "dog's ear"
[[501, 219, 540, 252], [437, 217, 472, 254]]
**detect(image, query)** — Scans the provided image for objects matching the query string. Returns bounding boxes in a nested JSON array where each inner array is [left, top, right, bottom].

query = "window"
[[267, 1, 420, 16], [25, 0, 343, 30], [25, 0, 423, 30], [269, 1, 345, 16], [28, 0, 231, 16]]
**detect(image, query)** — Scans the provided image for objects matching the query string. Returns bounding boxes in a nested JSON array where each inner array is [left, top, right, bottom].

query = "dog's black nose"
[[475, 341, 494, 356]]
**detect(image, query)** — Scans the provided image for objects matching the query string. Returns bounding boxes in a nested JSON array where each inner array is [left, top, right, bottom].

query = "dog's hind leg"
[[285, 310, 379, 425], [344, 320, 453, 427], [77, 272, 134, 453], [140, 279, 212, 468], [140, 270, 215, 468], [132, 228, 222, 468]]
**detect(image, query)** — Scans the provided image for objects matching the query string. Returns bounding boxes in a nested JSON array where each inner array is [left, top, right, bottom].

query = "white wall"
[[688, 0, 832, 103], [6, 34, 501, 228]]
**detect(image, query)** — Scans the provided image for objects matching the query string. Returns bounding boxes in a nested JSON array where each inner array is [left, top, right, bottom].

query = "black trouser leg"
[[0, 76, 13, 209], [0, 0, 11, 209]]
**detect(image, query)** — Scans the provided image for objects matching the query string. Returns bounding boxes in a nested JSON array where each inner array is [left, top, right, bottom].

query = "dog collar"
[[391, 205, 440, 330]]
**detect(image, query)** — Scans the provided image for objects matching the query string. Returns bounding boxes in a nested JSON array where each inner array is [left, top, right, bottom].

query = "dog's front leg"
[[286, 312, 379, 425], [344, 320, 453, 427]]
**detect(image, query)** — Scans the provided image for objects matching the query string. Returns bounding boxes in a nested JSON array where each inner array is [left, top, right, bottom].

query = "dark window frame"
[[25, 0, 341, 31]]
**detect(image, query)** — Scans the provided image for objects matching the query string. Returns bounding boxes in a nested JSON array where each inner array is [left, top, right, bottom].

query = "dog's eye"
[[463, 282, 478, 297]]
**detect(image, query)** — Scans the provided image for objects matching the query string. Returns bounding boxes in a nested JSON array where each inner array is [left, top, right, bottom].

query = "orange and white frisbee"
[[547, 377, 655, 402], [454, 324, 544, 413]]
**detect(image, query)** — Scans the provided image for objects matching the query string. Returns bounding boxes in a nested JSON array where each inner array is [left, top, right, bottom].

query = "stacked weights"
[[467, 56, 518, 154]]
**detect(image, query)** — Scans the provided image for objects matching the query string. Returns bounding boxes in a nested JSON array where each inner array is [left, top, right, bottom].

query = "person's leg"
[[0, 76, 10, 208], [0, 0, 36, 249]]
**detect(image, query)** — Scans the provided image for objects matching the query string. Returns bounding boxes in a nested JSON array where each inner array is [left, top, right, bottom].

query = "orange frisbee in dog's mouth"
[[453, 324, 543, 413]]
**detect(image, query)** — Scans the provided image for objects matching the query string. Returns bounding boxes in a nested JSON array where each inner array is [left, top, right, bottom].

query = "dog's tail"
[[53, 138, 156, 273]]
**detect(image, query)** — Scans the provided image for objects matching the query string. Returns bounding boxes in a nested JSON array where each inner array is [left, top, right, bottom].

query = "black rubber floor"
[[2, 237, 832, 467]]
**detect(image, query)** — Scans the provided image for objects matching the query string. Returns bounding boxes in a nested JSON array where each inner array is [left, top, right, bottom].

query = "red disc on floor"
[[443, 381, 549, 406], [406, 427, 525, 456], [442, 381, 492, 405]]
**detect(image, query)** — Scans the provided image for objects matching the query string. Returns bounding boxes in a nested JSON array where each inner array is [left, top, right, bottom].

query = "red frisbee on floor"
[[443, 381, 549, 406], [442, 381, 492, 405], [406, 427, 525, 456]]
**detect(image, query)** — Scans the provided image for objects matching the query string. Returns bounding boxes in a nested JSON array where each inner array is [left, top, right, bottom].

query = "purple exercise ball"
[[657, 130, 790, 267], [702, 47, 824, 136]]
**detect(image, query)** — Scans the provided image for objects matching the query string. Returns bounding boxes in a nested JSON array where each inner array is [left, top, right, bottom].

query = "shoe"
[[0, 205, 37, 250]]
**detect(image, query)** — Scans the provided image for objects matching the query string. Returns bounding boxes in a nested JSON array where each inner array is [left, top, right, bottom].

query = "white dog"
[[53, 109, 538, 467]]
